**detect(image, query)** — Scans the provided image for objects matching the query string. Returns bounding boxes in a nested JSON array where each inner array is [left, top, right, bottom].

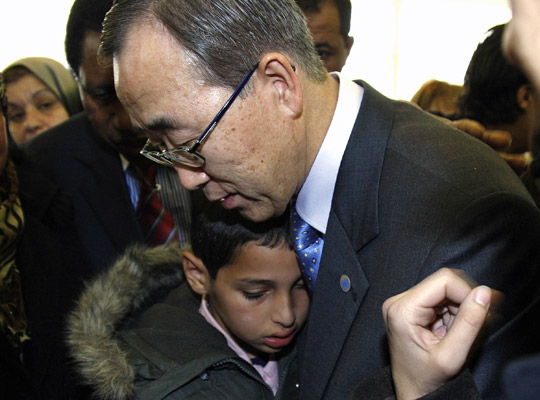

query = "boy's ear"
[[182, 252, 211, 296]]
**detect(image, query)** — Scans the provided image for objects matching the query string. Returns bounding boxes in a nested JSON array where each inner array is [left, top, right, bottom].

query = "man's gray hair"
[[100, 0, 327, 89]]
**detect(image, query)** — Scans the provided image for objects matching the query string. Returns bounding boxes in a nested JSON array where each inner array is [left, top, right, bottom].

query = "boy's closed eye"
[[241, 277, 307, 301], [242, 291, 267, 300]]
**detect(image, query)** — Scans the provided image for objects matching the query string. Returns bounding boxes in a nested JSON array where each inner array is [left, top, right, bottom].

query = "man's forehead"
[[306, 2, 341, 35], [116, 18, 184, 66], [113, 25, 170, 102], [113, 21, 197, 96]]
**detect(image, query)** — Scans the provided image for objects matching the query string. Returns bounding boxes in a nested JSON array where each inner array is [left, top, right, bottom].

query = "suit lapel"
[[76, 139, 143, 252], [299, 209, 368, 400], [299, 82, 395, 399]]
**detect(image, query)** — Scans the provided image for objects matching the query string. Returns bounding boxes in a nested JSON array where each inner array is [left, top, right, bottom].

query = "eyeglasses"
[[140, 63, 259, 168]]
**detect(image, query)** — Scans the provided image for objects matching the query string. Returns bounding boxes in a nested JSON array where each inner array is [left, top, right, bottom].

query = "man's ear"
[[182, 252, 211, 296], [517, 84, 532, 110], [345, 36, 354, 56], [258, 52, 303, 116]]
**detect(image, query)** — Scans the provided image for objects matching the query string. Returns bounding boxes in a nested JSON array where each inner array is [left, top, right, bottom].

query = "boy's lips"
[[263, 329, 296, 349]]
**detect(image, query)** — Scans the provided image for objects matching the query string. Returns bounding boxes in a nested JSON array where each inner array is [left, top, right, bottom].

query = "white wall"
[[342, 0, 511, 99], [1, 1, 74, 70], [1, 0, 511, 100]]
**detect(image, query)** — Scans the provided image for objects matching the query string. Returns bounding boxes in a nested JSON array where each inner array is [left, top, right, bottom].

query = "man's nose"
[[111, 102, 133, 132], [175, 165, 211, 190]]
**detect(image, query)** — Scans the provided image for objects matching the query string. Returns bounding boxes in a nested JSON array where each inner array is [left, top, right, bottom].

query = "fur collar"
[[66, 244, 184, 400]]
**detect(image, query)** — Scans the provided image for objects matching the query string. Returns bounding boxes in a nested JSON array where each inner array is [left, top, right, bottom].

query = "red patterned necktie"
[[136, 164, 178, 245]]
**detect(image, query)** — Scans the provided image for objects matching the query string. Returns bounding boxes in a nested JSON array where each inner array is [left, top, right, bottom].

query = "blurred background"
[[0, 0, 511, 100]]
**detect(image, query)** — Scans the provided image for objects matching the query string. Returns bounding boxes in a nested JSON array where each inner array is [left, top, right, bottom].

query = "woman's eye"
[[8, 111, 24, 123], [38, 101, 53, 111]]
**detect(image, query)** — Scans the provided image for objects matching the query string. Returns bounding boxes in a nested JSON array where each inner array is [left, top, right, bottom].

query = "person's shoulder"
[[354, 80, 455, 136], [21, 111, 102, 171], [24, 111, 94, 152], [504, 353, 540, 400], [361, 87, 532, 201]]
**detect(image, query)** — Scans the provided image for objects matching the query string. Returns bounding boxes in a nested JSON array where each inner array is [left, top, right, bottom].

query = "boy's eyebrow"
[[236, 279, 275, 287]]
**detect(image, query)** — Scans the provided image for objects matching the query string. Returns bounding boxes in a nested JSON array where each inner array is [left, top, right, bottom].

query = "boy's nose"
[[272, 294, 296, 328]]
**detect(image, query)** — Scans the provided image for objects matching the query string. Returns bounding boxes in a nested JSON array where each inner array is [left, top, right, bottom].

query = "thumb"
[[437, 285, 492, 367]]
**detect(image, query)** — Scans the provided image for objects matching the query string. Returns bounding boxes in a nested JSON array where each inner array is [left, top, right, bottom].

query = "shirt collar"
[[199, 298, 279, 395], [120, 153, 130, 172], [296, 73, 363, 233]]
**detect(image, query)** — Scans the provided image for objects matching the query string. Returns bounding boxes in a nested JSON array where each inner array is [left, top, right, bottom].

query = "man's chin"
[[208, 191, 287, 222], [235, 202, 284, 223]]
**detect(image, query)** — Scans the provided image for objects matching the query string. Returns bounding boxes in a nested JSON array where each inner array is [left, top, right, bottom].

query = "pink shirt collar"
[[199, 298, 280, 395]]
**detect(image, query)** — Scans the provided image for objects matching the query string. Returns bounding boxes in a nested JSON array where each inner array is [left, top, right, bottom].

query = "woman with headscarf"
[[2, 57, 82, 144], [1, 72, 88, 399]]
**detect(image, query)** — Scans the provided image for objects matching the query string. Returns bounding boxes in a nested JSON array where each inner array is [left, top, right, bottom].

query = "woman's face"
[[5, 73, 69, 144]]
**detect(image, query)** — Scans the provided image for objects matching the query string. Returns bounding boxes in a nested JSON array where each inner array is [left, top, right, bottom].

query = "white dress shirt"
[[296, 73, 363, 234]]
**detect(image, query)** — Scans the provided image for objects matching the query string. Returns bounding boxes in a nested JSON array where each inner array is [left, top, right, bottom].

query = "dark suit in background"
[[504, 352, 540, 400], [298, 83, 540, 399], [1, 148, 88, 399], [24, 111, 191, 273]]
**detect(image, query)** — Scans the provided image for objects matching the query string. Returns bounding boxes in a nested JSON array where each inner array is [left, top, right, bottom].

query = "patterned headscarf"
[[0, 71, 7, 116], [0, 72, 30, 350]]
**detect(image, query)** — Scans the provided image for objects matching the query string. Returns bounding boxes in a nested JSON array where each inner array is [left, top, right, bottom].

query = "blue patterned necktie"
[[291, 207, 324, 292]]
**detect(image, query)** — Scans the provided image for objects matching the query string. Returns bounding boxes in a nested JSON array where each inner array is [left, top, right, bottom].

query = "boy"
[[67, 197, 307, 399]]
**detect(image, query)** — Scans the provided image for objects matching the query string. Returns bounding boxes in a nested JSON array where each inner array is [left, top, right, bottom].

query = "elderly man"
[[99, 0, 540, 398]]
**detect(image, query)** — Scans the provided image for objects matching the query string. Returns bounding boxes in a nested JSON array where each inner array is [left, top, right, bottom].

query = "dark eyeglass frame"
[[140, 63, 259, 168]]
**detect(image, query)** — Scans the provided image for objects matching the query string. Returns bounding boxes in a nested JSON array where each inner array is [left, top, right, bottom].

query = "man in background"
[[297, 0, 354, 73], [24, 0, 192, 272]]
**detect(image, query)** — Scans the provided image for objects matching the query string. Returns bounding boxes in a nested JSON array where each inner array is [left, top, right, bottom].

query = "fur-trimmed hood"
[[66, 244, 184, 400]]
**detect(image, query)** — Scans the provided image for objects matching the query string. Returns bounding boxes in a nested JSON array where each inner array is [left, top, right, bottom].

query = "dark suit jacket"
[[1, 149, 89, 399], [503, 352, 540, 400], [24, 112, 144, 273], [298, 82, 540, 399]]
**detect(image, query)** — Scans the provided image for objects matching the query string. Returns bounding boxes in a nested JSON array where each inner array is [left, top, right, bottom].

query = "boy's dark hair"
[[65, 0, 114, 76], [296, 0, 352, 43], [458, 24, 529, 125], [190, 195, 293, 279]]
